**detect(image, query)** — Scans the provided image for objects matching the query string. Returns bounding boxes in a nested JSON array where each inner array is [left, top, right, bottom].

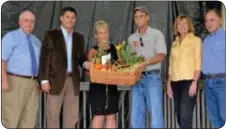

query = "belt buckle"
[[209, 74, 215, 78], [143, 71, 148, 76], [207, 74, 218, 79]]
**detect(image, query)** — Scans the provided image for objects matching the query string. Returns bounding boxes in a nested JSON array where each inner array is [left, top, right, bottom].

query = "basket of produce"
[[90, 41, 144, 86]]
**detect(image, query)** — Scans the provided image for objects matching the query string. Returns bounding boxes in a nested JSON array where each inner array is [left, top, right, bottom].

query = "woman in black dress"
[[87, 20, 119, 128]]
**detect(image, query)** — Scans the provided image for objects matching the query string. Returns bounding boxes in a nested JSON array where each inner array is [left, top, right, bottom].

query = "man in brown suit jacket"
[[39, 7, 90, 128]]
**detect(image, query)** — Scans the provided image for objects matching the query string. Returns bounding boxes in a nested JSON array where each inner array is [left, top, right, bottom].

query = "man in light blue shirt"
[[1, 10, 41, 128], [202, 9, 225, 128], [61, 25, 73, 72]]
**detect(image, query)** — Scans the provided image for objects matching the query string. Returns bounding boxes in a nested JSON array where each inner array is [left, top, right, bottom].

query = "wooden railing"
[[35, 82, 212, 128]]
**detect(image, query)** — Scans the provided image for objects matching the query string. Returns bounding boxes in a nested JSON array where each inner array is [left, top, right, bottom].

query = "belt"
[[142, 69, 160, 76], [7, 72, 37, 80], [204, 73, 225, 79], [66, 72, 73, 76]]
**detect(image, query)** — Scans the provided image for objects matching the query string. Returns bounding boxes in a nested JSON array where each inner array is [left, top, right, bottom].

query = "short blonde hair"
[[94, 20, 109, 33], [173, 14, 194, 36]]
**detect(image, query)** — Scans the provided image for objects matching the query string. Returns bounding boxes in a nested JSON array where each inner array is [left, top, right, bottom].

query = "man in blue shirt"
[[1, 10, 41, 128], [202, 9, 225, 128], [39, 7, 90, 128]]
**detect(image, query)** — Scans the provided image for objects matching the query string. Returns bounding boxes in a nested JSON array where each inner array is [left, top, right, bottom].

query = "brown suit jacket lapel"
[[72, 32, 76, 65], [57, 27, 80, 71], [56, 27, 67, 60], [72, 32, 79, 71]]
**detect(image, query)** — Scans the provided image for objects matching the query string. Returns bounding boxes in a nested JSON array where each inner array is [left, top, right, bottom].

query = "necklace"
[[97, 42, 110, 50]]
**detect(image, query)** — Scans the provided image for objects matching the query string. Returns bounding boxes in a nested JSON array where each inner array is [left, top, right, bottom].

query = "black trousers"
[[171, 80, 196, 128]]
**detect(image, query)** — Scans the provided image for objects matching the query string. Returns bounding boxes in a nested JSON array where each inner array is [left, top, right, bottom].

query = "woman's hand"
[[87, 48, 97, 62], [188, 81, 197, 97], [167, 81, 173, 99]]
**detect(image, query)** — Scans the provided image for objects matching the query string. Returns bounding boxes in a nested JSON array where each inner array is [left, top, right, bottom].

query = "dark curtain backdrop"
[[1, 1, 223, 128], [1, 1, 222, 81]]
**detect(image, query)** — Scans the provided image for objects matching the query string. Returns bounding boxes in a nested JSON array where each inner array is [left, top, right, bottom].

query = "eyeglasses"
[[139, 37, 144, 47]]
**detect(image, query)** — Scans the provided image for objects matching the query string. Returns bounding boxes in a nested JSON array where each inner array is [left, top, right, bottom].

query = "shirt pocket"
[[182, 43, 195, 57], [170, 45, 179, 58], [213, 41, 224, 53], [145, 38, 155, 50]]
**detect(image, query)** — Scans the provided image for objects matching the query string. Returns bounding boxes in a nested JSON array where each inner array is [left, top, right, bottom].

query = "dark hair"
[[206, 8, 222, 18], [60, 7, 77, 16]]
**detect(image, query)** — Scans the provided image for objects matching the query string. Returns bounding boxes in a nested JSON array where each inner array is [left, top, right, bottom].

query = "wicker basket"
[[90, 64, 143, 86]]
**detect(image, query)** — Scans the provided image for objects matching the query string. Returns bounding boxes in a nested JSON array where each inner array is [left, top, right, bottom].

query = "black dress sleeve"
[[93, 45, 98, 50], [92, 44, 118, 63]]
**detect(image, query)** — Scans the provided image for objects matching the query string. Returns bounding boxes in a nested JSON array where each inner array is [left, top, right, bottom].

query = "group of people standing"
[[1, 5, 225, 129]]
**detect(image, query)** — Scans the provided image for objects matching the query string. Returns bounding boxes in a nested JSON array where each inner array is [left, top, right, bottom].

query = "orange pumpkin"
[[94, 64, 102, 70], [101, 64, 109, 71]]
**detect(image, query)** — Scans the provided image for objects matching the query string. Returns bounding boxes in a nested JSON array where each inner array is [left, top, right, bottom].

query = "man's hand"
[[37, 83, 42, 94], [2, 80, 9, 92], [2, 60, 9, 92], [84, 61, 92, 70], [41, 82, 51, 93], [139, 61, 148, 70]]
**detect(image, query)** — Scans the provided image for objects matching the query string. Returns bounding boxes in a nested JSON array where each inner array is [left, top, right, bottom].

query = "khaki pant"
[[46, 77, 79, 128], [2, 75, 39, 128]]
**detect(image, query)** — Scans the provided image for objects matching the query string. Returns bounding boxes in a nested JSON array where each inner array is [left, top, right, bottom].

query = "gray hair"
[[19, 10, 35, 20]]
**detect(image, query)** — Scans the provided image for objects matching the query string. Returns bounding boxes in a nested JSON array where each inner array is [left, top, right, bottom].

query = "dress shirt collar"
[[135, 26, 151, 37], [18, 27, 31, 37], [175, 32, 194, 42], [209, 27, 224, 36], [60, 25, 73, 37]]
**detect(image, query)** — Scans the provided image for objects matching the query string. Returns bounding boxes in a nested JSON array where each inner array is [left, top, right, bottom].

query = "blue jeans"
[[204, 77, 225, 128], [131, 73, 164, 128]]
